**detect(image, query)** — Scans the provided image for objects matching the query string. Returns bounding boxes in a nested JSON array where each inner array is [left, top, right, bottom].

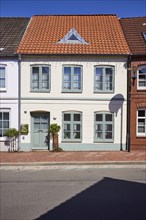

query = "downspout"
[[126, 55, 131, 152], [18, 54, 21, 150]]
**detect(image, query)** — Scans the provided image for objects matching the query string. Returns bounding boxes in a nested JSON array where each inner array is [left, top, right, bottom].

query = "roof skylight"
[[143, 33, 146, 42]]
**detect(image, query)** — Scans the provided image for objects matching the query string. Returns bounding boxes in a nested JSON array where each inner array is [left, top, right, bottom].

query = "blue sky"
[[0, 0, 146, 18]]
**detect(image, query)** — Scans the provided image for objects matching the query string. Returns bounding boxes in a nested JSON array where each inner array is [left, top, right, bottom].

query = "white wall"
[[0, 60, 19, 151], [20, 55, 128, 150]]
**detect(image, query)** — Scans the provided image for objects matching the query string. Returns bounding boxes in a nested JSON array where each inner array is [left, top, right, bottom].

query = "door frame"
[[31, 111, 50, 150]]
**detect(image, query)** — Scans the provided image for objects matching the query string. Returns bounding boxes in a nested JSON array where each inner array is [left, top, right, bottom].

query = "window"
[[62, 65, 82, 92], [0, 65, 6, 90], [143, 33, 146, 42], [138, 66, 146, 89], [94, 66, 114, 93], [137, 109, 146, 136], [31, 65, 50, 92], [62, 112, 82, 141], [94, 112, 114, 142], [59, 28, 88, 44], [0, 112, 9, 137]]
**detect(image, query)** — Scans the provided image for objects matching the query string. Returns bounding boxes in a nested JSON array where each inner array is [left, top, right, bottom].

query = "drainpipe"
[[18, 54, 21, 151], [126, 56, 131, 152]]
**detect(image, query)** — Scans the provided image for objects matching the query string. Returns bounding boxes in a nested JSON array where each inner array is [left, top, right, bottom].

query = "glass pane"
[[105, 68, 112, 90], [74, 114, 81, 121], [64, 132, 70, 139], [42, 82, 48, 89], [73, 132, 80, 139], [138, 110, 145, 117], [0, 67, 5, 77], [105, 124, 112, 131], [0, 79, 5, 88], [95, 83, 102, 90], [74, 67, 81, 75], [64, 114, 71, 121], [138, 119, 145, 126], [96, 114, 103, 121], [95, 68, 103, 90], [0, 113, 2, 120], [64, 124, 70, 131], [64, 71, 71, 89], [41, 123, 48, 130], [73, 82, 81, 89], [105, 132, 112, 139], [106, 114, 112, 121], [73, 124, 80, 131], [32, 67, 39, 73], [34, 117, 40, 123], [0, 121, 2, 128], [42, 67, 49, 74], [0, 129, 2, 137], [3, 113, 9, 120], [64, 67, 71, 74], [138, 126, 145, 133], [32, 72, 39, 89], [96, 132, 103, 139], [139, 74, 146, 79], [139, 81, 146, 87], [96, 124, 103, 131], [42, 72, 49, 81], [3, 121, 9, 129], [34, 123, 40, 131], [139, 68, 146, 74]]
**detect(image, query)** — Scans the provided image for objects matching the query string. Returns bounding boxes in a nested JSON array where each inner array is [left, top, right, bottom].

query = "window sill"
[[94, 140, 114, 143], [136, 135, 146, 138], [62, 91, 82, 93], [61, 141, 82, 143], [94, 91, 114, 94], [30, 90, 50, 93], [0, 89, 7, 92]]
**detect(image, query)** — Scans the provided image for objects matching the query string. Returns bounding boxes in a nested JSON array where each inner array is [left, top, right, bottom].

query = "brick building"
[[120, 17, 146, 150]]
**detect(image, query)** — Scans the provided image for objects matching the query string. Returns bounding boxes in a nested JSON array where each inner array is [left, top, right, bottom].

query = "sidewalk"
[[0, 150, 146, 166]]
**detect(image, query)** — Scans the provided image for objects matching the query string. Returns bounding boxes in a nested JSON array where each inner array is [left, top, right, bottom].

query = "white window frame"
[[62, 111, 82, 142], [137, 65, 146, 90], [30, 65, 51, 92], [0, 64, 7, 91], [94, 112, 114, 142], [137, 109, 146, 137], [94, 65, 115, 93], [62, 65, 83, 93], [0, 109, 10, 139]]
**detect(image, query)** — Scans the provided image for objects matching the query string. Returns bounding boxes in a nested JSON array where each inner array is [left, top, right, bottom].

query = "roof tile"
[[17, 15, 130, 55]]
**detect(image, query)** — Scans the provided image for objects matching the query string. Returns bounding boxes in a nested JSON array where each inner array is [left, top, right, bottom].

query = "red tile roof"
[[120, 17, 146, 55], [17, 15, 130, 55]]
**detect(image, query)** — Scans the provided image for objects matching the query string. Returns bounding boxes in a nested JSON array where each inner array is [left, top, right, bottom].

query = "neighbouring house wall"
[[0, 60, 19, 151], [20, 55, 128, 151], [130, 58, 146, 150]]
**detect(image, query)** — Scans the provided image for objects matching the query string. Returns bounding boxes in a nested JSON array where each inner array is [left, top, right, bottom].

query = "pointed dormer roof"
[[59, 28, 88, 44]]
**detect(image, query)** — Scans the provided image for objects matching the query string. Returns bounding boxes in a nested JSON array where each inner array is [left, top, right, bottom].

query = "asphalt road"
[[0, 166, 146, 220]]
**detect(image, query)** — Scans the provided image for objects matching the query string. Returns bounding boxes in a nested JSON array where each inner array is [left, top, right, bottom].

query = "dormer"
[[58, 28, 88, 44]]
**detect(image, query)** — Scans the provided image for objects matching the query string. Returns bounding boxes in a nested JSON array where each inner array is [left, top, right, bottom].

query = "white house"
[[0, 17, 30, 151], [17, 15, 130, 151]]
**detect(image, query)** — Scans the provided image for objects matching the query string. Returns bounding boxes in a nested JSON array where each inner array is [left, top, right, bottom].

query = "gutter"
[[126, 56, 131, 152], [18, 54, 21, 151]]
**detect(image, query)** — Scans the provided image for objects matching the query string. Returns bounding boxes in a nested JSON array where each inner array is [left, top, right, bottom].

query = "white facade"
[[20, 55, 128, 151], [0, 60, 19, 151]]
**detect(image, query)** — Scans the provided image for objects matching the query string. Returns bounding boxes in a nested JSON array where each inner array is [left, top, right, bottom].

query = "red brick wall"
[[130, 58, 146, 150]]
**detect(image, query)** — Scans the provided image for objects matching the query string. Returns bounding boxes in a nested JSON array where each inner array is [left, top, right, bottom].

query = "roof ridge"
[[33, 14, 117, 17], [120, 16, 146, 20]]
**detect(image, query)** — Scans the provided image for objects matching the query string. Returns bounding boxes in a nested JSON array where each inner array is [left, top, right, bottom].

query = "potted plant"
[[49, 123, 61, 151], [4, 128, 19, 152]]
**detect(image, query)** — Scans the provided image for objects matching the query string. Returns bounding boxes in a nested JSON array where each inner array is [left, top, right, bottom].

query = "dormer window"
[[59, 28, 88, 44], [143, 33, 146, 42]]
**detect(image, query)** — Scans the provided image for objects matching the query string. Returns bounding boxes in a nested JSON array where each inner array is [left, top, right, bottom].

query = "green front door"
[[31, 112, 50, 150]]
